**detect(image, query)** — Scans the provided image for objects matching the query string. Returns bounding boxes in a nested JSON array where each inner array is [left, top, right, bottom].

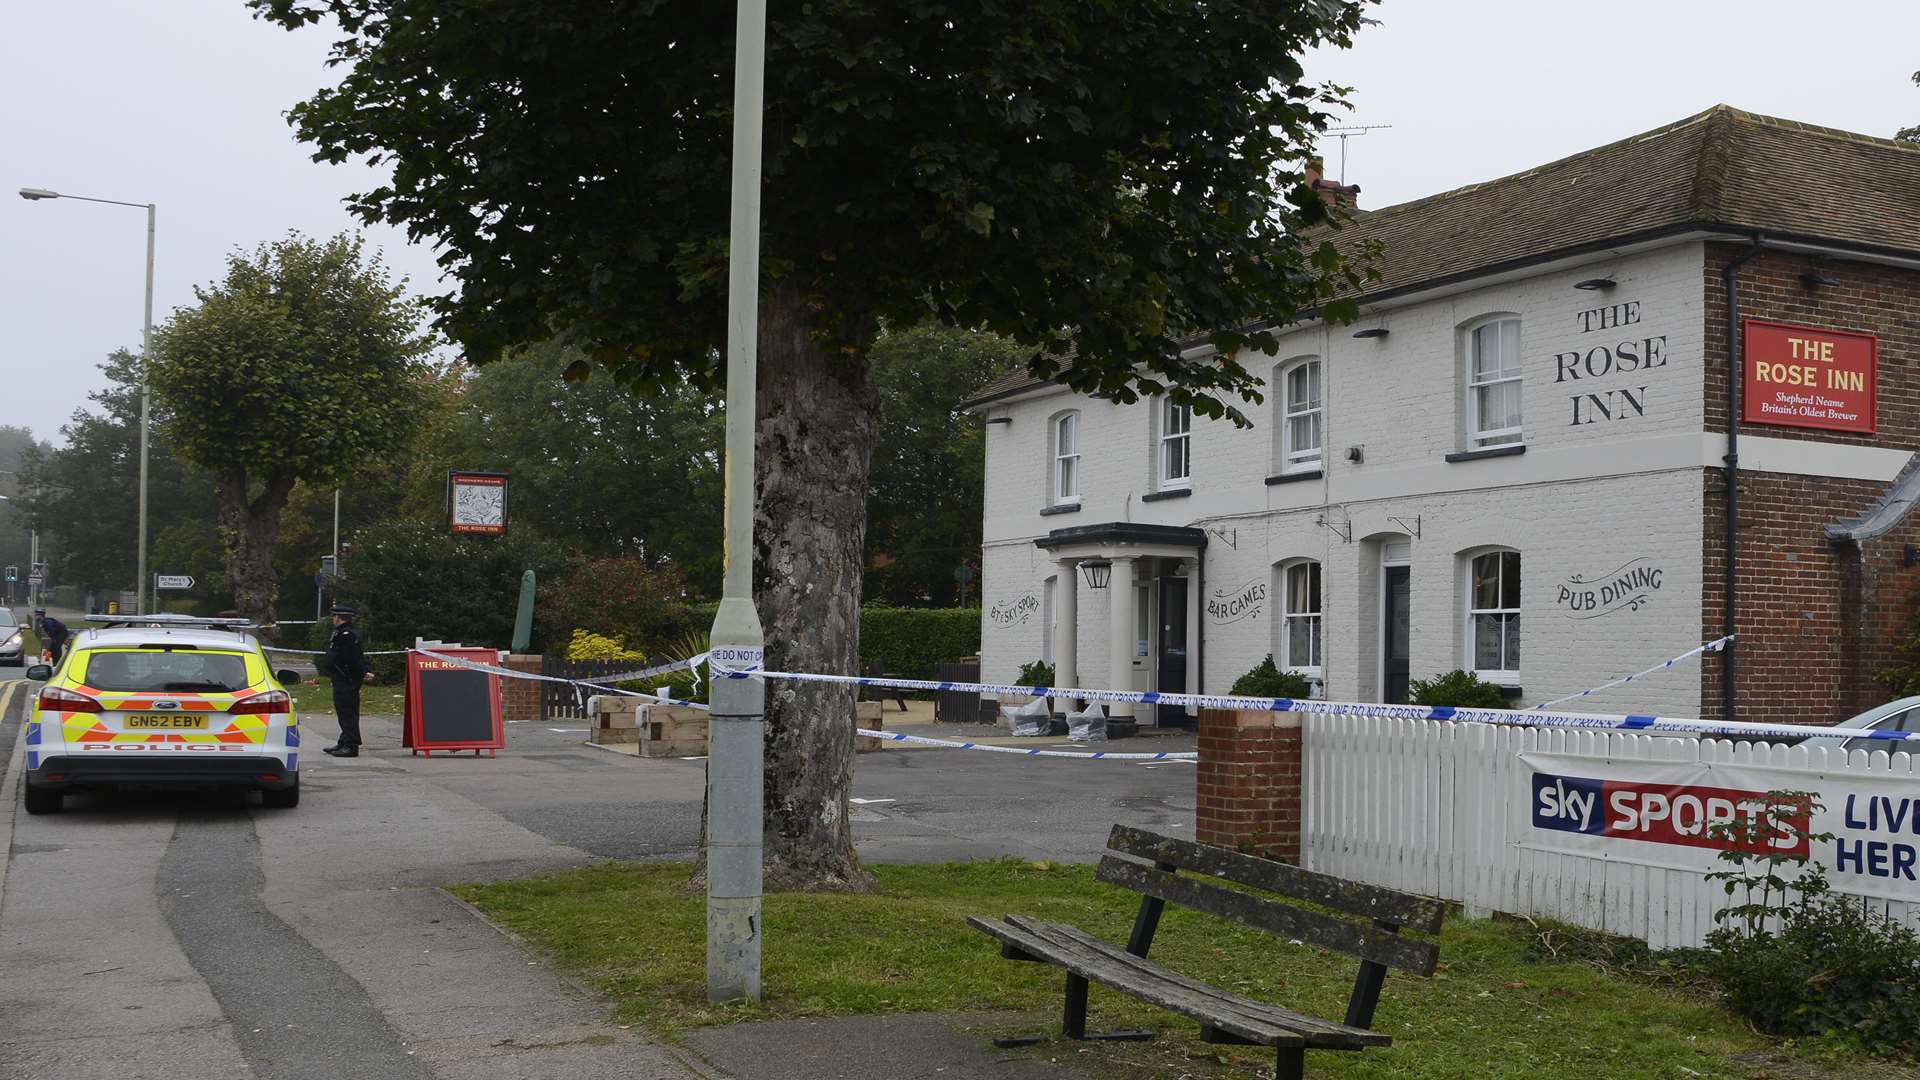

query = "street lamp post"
[[19, 187, 156, 615], [706, 0, 768, 1004]]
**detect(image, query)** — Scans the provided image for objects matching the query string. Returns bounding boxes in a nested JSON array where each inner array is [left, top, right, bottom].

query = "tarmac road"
[[0, 690, 1193, 1080]]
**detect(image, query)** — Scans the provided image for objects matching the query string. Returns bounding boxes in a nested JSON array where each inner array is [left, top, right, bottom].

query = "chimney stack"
[[1303, 157, 1360, 210]]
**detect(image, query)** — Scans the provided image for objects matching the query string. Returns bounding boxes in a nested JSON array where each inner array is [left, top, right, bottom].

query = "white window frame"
[[1278, 559, 1323, 681], [1467, 317, 1523, 448], [1278, 358, 1323, 474], [1159, 398, 1192, 489], [1052, 411, 1080, 506], [1466, 549, 1521, 684]]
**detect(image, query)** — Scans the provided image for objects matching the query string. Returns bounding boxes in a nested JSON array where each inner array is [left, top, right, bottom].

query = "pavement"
[[0, 681, 1196, 1080]]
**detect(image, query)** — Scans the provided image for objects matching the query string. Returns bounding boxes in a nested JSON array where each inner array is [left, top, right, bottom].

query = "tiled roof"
[[960, 106, 1920, 408]]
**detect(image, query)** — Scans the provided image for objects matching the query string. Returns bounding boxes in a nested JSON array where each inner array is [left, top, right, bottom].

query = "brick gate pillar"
[[502, 654, 544, 723], [1195, 708, 1303, 862]]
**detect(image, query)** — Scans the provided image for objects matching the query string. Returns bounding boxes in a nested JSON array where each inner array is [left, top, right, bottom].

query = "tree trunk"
[[213, 468, 296, 626], [753, 283, 880, 892]]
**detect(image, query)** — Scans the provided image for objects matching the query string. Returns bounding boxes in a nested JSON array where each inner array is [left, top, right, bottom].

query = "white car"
[[0, 607, 21, 666], [1792, 695, 1920, 753], [23, 616, 304, 814]]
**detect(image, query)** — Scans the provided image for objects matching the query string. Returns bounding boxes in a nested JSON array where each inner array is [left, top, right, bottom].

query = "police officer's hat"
[[32, 607, 45, 616], [329, 604, 358, 618]]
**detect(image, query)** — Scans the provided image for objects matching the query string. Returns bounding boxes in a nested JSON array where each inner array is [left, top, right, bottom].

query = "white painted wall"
[[979, 242, 1721, 714]]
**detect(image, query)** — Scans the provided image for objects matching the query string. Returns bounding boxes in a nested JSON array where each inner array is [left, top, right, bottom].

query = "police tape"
[[411, 647, 706, 699], [1533, 635, 1733, 709], [407, 649, 1193, 759], [853, 728, 1195, 760], [263, 646, 411, 656], [705, 662, 1920, 746]]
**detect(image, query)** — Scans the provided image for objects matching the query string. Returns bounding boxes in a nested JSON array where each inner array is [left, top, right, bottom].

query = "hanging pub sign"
[[448, 471, 509, 536], [1741, 320, 1877, 434]]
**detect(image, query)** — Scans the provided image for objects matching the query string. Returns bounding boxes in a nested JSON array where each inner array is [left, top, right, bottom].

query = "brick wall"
[[1195, 708, 1302, 861], [1699, 245, 1920, 723], [502, 654, 543, 723]]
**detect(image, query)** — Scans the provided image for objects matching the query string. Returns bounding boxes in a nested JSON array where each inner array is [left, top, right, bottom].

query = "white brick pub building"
[[963, 108, 1920, 731]]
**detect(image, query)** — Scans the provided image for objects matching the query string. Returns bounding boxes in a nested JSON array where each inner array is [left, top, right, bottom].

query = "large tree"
[[149, 233, 433, 624], [0, 426, 52, 600], [18, 352, 219, 604], [423, 344, 726, 593], [253, 0, 1374, 888], [865, 325, 1023, 607]]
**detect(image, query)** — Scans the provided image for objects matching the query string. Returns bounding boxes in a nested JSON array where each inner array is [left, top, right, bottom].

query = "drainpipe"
[[1722, 235, 1764, 722]]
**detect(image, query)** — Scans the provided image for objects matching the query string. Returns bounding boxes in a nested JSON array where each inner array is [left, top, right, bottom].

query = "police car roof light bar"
[[85, 614, 252, 629]]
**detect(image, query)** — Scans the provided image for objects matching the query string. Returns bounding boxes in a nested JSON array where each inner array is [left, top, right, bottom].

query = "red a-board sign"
[[1742, 319, 1877, 434], [402, 648, 505, 756]]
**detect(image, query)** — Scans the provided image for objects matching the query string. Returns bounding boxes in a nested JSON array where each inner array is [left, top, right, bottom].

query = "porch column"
[[1183, 557, 1202, 717], [1053, 559, 1078, 699], [1107, 556, 1135, 720]]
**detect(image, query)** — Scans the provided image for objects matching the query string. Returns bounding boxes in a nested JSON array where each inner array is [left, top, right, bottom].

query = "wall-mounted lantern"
[[1080, 560, 1113, 590]]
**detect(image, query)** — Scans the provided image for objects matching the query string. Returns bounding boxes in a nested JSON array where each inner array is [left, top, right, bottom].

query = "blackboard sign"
[[403, 648, 505, 755]]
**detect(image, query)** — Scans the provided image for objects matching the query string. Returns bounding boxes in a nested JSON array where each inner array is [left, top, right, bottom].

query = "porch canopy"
[[1035, 523, 1207, 720]]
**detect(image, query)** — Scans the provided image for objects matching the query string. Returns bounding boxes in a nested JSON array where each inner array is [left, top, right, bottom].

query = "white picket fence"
[[1301, 715, 1920, 950]]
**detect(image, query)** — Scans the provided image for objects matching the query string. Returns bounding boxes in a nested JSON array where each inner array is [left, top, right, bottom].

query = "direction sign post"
[[154, 574, 195, 591]]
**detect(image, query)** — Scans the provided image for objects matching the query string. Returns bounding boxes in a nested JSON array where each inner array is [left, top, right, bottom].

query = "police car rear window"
[[85, 651, 250, 693]]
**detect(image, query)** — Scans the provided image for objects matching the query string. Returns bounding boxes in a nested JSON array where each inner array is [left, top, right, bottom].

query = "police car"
[[22, 615, 303, 814]]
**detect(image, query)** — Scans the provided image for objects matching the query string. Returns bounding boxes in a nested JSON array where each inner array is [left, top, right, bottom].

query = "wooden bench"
[[968, 824, 1444, 1079], [860, 659, 909, 711]]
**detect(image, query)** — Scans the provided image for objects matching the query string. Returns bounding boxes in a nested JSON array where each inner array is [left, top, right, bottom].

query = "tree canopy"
[[149, 232, 435, 621], [252, 0, 1373, 420], [865, 324, 1022, 606], [17, 351, 217, 600]]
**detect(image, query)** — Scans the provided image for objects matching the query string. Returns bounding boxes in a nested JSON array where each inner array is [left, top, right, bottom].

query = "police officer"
[[33, 608, 70, 665], [322, 604, 373, 757]]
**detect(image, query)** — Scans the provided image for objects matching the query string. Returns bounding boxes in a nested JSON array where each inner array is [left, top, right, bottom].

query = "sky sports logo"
[[1531, 772, 1809, 856]]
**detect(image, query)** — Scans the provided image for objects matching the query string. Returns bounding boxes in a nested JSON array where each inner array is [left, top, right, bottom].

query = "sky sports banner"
[[1522, 753, 1918, 903]]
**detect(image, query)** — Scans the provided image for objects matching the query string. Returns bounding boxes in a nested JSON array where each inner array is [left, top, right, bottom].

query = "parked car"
[[0, 607, 21, 666], [22, 614, 304, 814], [1792, 695, 1920, 753]]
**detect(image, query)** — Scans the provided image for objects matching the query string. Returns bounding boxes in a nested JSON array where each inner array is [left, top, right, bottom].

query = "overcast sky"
[[3, 1, 1915, 446]]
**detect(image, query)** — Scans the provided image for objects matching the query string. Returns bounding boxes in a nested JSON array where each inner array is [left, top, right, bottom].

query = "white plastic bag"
[[1002, 696, 1051, 737], [1066, 703, 1107, 743]]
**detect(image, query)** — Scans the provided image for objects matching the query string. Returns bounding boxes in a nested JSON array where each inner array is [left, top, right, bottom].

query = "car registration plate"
[[124, 714, 210, 730]]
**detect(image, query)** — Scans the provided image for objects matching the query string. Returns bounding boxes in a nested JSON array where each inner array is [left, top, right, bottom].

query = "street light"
[[18, 187, 156, 614], [706, 0, 768, 1005]]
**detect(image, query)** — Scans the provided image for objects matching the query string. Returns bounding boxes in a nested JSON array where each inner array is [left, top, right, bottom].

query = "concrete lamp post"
[[19, 187, 157, 615], [706, 0, 769, 1004]]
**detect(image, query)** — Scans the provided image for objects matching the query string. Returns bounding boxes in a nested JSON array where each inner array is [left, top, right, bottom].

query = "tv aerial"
[[1323, 124, 1393, 184]]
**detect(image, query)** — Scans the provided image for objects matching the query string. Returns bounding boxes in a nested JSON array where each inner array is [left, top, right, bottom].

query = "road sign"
[[154, 574, 195, 590]]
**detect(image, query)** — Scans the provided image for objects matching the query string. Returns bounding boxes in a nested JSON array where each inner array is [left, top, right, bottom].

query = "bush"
[[1701, 791, 1920, 1057], [1408, 669, 1510, 708], [1229, 655, 1311, 698], [335, 519, 567, 654], [539, 555, 702, 660], [1015, 660, 1054, 688], [565, 629, 645, 662], [858, 606, 980, 680]]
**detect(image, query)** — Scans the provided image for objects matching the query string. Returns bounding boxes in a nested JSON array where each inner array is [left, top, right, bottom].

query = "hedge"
[[858, 606, 979, 680], [681, 604, 979, 682]]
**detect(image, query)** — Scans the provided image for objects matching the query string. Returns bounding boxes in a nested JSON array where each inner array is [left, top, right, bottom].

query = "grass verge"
[[289, 678, 406, 716], [453, 860, 1908, 1080]]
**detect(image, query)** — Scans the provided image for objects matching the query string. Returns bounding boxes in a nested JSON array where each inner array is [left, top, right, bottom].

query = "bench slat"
[[967, 916, 1302, 1046], [1107, 825, 1446, 932], [1096, 857, 1440, 976], [1002, 916, 1389, 1049]]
